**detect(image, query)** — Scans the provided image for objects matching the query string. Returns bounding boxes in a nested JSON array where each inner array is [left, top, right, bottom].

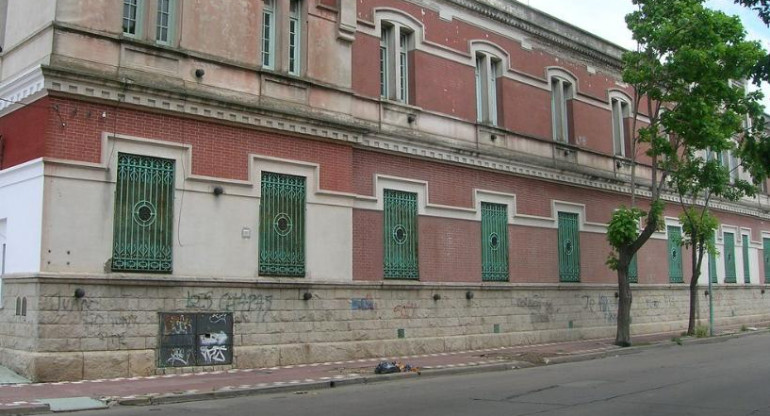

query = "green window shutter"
[[481, 202, 509, 281], [708, 233, 718, 284], [258, 172, 306, 277], [762, 238, 770, 283], [742, 234, 751, 284], [724, 232, 736, 283], [667, 226, 683, 283], [383, 190, 418, 279], [112, 153, 174, 273], [628, 253, 638, 284], [558, 212, 580, 282]]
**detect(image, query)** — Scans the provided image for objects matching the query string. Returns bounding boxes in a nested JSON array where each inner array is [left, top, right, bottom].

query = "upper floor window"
[[123, 0, 141, 36], [261, 0, 304, 75], [550, 75, 574, 143], [611, 97, 631, 157], [475, 53, 501, 126], [122, 0, 177, 46], [288, 0, 301, 75], [380, 23, 412, 104], [156, 0, 173, 44], [262, 0, 276, 69], [720, 148, 740, 183]]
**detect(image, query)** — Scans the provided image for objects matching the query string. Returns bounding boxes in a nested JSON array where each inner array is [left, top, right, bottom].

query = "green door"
[[558, 212, 580, 282], [724, 232, 736, 283], [258, 172, 306, 277], [112, 153, 175, 273], [667, 226, 683, 283], [743, 234, 751, 284], [383, 190, 418, 279], [481, 202, 509, 281], [762, 238, 770, 283]]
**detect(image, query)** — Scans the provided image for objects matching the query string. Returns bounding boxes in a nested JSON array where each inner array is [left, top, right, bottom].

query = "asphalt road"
[[72, 333, 770, 416]]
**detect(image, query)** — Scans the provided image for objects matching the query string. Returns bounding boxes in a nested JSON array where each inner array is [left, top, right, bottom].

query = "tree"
[[607, 0, 768, 346], [734, 0, 770, 85], [735, 0, 770, 24]]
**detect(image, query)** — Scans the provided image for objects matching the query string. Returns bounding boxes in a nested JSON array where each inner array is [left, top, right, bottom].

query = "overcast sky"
[[515, 0, 770, 109]]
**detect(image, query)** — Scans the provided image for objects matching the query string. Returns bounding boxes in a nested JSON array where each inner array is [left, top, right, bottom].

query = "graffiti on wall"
[[351, 296, 375, 311], [185, 291, 272, 323], [516, 295, 559, 324], [159, 312, 233, 367]]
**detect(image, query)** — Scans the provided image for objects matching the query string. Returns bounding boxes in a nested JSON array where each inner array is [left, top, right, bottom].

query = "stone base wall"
[[1, 275, 769, 381]]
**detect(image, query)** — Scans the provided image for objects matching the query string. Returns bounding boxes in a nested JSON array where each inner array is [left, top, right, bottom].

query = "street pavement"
[[0, 329, 759, 414]]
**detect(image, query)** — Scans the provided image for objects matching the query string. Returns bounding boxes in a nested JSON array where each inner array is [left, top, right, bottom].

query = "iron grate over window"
[[383, 189, 418, 279], [724, 232, 736, 283], [112, 153, 174, 273], [764, 238, 770, 284], [557, 212, 580, 282], [667, 226, 683, 283], [258, 172, 306, 277], [481, 202, 509, 281]]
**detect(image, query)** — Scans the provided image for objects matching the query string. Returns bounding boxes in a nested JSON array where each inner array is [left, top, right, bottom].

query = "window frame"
[[379, 22, 413, 104], [155, 0, 175, 45], [475, 52, 501, 126], [288, 0, 302, 75], [610, 96, 631, 157], [549, 74, 574, 143], [262, 0, 276, 69], [122, 0, 144, 37]]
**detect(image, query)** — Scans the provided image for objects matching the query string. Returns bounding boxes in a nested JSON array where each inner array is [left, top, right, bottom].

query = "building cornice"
[[9, 66, 769, 221], [443, 0, 626, 70], [0, 66, 46, 113]]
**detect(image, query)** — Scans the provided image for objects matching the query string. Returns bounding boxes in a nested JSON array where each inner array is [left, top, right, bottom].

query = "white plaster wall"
[[3, 0, 55, 49], [0, 160, 44, 274], [40, 134, 355, 280], [0, 219, 6, 305], [0, 29, 53, 82], [306, 204, 352, 281]]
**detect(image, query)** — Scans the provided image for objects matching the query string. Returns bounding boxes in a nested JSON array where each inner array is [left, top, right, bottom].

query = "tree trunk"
[[615, 249, 633, 347], [687, 242, 705, 335], [687, 270, 700, 335]]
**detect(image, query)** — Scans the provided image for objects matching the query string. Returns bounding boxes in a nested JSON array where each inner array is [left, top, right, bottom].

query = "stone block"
[[31, 352, 84, 382], [234, 345, 280, 368], [83, 351, 129, 379]]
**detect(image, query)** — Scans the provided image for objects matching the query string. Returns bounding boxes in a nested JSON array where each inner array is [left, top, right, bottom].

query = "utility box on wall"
[[158, 312, 234, 367]]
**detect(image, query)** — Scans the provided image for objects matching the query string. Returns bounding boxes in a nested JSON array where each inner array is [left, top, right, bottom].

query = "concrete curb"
[[117, 362, 532, 406]]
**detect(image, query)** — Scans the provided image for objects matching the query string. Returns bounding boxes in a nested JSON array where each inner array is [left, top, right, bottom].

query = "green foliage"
[[672, 336, 683, 345], [695, 325, 709, 338], [606, 207, 646, 270], [679, 209, 719, 255], [607, 207, 646, 249], [734, 0, 770, 25], [741, 324, 749, 332]]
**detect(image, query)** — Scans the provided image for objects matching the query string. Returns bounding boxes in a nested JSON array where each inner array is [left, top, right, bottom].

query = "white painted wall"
[[0, 218, 6, 306], [40, 134, 355, 280], [0, 159, 44, 275]]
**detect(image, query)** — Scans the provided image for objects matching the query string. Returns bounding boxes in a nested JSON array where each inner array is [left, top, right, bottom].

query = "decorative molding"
[[0, 67, 45, 112], [14, 70, 770, 223]]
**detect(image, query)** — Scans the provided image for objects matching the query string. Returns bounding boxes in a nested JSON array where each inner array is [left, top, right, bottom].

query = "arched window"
[[380, 22, 413, 103], [472, 44, 505, 126], [609, 91, 632, 157], [547, 69, 577, 143]]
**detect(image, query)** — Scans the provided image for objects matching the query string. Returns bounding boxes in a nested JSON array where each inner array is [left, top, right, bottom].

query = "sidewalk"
[[0, 330, 750, 414]]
